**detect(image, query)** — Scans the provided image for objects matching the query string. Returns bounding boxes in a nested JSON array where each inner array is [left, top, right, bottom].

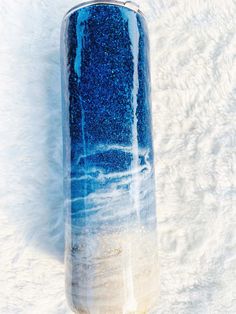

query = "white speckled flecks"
[[0, 0, 235, 313]]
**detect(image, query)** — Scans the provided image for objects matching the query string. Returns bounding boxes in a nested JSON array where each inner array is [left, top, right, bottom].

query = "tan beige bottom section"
[[65, 228, 159, 314]]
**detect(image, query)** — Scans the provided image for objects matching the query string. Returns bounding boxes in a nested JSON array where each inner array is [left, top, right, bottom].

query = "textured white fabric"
[[0, 0, 235, 313]]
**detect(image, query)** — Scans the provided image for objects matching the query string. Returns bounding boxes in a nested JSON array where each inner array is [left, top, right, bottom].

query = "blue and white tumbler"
[[61, 1, 159, 313]]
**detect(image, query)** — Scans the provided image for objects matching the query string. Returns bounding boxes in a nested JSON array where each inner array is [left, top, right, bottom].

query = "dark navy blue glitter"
[[61, 4, 156, 232]]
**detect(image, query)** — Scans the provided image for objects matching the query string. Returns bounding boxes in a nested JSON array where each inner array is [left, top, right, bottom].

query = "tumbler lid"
[[64, 0, 144, 21]]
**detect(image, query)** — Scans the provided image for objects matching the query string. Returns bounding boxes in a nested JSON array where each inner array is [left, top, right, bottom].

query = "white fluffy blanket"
[[0, 0, 235, 313]]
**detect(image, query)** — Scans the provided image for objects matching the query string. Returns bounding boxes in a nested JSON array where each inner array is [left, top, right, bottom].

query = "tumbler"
[[61, 1, 159, 313]]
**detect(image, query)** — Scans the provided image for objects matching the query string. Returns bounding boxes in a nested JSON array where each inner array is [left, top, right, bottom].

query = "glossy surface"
[[61, 3, 159, 313]]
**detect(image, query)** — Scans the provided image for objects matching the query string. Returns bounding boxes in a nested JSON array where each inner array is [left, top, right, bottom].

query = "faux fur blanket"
[[0, 0, 235, 313]]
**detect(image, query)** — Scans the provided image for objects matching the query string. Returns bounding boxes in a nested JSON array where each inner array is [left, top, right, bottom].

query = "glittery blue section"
[[61, 4, 156, 234]]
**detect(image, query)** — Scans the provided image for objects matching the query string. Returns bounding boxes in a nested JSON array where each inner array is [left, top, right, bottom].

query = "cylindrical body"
[[61, 1, 159, 313]]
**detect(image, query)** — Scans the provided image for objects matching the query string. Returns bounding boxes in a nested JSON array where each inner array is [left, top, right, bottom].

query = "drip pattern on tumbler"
[[61, 2, 159, 313]]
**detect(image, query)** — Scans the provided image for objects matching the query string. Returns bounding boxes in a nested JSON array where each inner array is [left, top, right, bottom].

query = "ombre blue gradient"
[[61, 3, 159, 312], [61, 4, 156, 235]]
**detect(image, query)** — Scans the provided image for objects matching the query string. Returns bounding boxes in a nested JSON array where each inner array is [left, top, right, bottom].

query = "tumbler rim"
[[63, 1, 145, 21]]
